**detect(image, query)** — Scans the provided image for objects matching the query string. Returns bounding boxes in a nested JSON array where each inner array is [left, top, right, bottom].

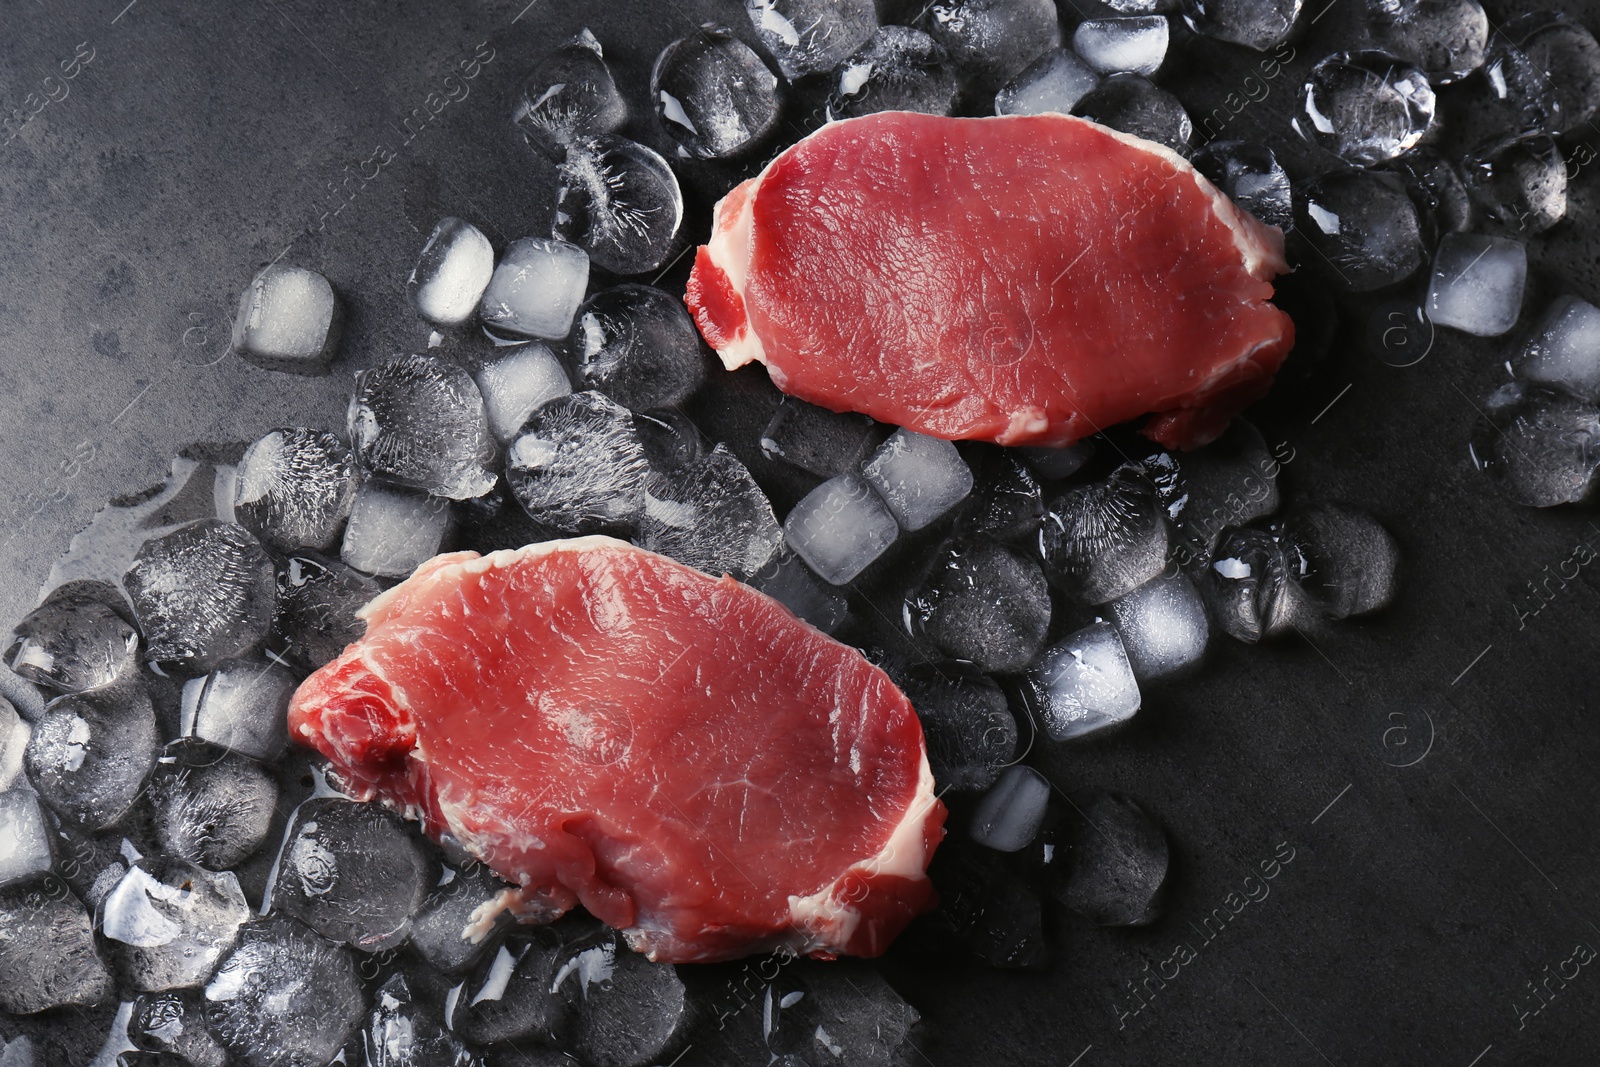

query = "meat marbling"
[[686, 111, 1295, 450], [287, 537, 945, 964]]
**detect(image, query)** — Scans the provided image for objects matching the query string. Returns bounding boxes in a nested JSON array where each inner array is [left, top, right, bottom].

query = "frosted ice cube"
[[925, 0, 1063, 95], [747, 0, 878, 79], [123, 521, 277, 670], [191, 657, 295, 762], [1192, 140, 1292, 231], [232, 428, 357, 553], [1294, 169, 1424, 293], [898, 669, 1016, 792], [654, 26, 783, 160], [861, 428, 973, 531], [641, 444, 782, 581], [25, 684, 159, 831], [479, 237, 590, 340], [270, 552, 379, 671], [7, 582, 140, 695], [0, 700, 26, 792], [1072, 16, 1169, 76], [0, 876, 113, 1014], [555, 136, 684, 276], [1024, 621, 1141, 740], [348, 353, 498, 499], [784, 473, 899, 585], [968, 765, 1051, 852], [1292, 51, 1436, 167], [474, 343, 572, 444], [148, 742, 280, 871], [406, 217, 495, 328], [512, 28, 628, 159], [505, 391, 649, 535], [1365, 0, 1488, 83], [1183, 0, 1301, 51], [905, 537, 1051, 673], [340, 483, 451, 578], [1478, 383, 1600, 507], [1426, 233, 1525, 336], [1106, 571, 1209, 681], [1072, 73, 1192, 154], [827, 25, 959, 120], [1518, 295, 1600, 400], [102, 860, 250, 992], [1050, 791, 1168, 925], [994, 46, 1099, 115], [0, 790, 52, 888], [1038, 463, 1167, 604], [1462, 134, 1566, 235], [575, 284, 706, 411], [230, 264, 340, 376], [749, 547, 850, 633]]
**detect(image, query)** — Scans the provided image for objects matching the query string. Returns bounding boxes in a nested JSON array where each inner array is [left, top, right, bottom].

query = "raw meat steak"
[[287, 537, 944, 963], [686, 112, 1294, 450]]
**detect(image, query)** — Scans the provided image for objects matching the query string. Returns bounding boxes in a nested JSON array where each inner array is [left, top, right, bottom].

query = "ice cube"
[[1050, 791, 1168, 925], [968, 765, 1051, 852], [1292, 51, 1436, 167], [898, 669, 1016, 792], [512, 28, 628, 160], [25, 684, 158, 831], [1191, 141, 1292, 231], [861, 428, 973, 532], [452, 931, 568, 1046], [551, 928, 691, 1067], [748, 547, 850, 633], [1182, 0, 1301, 51], [123, 521, 277, 670], [763, 960, 921, 1060], [406, 217, 495, 329], [1072, 72, 1192, 154], [760, 398, 882, 478], [784, 473, 899, 584], [270, 797, 429, 952], [1365, 0, 1488, 83], [1203, 524, 1314, 642], [924, 0, 1062, 95], [130, 989, 230, 1067], [340, 483, 452, 578], [8, 582, 140, 695], [1023, 621, 1141, 740], [409, 860, 516, 975], [270, 552, 379, 672], [1425, 233, 1526, 336], [479, 238, 590, 341], [203, 917, 365, 1067], [1020, 440, 1095, 480], [1484, 11, 1600, 137], [364, 972, 479, 1067], [652, 26, 783, 160], [641, 444, 782, 581], [232, 428, 357, 554], [1072, 16, 1168, 76], [635, 410, 708, 474], [505, 391, 649, 535], [1281, 502, 1400, 618], [101, 859, 250, 992], [917, 842, 1047, 969], [574, 285, 706, 411], [474, 344, 572, 445], [0, 875, 114, 1013], [1517, 295, 1600, 400], [1462, 134, 1566, 235], [1293, 169, 1424, 293], [1382, 147, 1474, 244], [1154, 420, 1281, 568], [555, 137, 684, 276], [1106, 570, 1208, 681], [993, 46, 1098, 115], [1038, 463, 1167, 604], [904, 538, 1050, 672], [148, 742, 280, 871], [960, 452, 1044, 544], [827, 26, 959, 120], [348, 354, 498, 500], [747, 0, 878, 79], [0, 789, 53, 888], [190, 657, 295, 763], [0, 699, 25, 791], [230, 264, 340, 376]]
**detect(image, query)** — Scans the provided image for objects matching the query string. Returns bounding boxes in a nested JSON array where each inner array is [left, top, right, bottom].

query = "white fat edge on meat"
[[704, 175, 769, 372], [785, 745, 938, 953]]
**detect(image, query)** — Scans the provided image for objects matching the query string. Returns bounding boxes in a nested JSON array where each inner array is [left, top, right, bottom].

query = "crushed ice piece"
[[479, 237, 590, 341], [474, 343, 573, 445], [1072, 16, 1168, 76], [827, 26, 959, 120], [555, 136, 684, 276], [505, 391, 649, 536], [1425, 232, 1525, 336], [102, 860, 250, 992], [575, 284, 706, 411], [230, 264, 340, 376], [0, 789, 53, 888], [512, 28, 627, 159], [1106, 571, 1209, 681], [969, 765, 1051, 852], [232, 427, 357, 553], [1292, 51, 1436, 167], [1023, 621, 1141, 741], [339, 482, 452, 578], [406, 217, 495, 328], [123, 521, 276, 670], [861, 428, 973, 531], [784, 473, 899, 585]]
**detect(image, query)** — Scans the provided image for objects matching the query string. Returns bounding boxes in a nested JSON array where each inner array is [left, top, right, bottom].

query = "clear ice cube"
[[1050, 791, 1168, 925], [131, 989, 231, 1067], [1023, 621, 1141, 740], [270, 797, 429, 952], [993, 46, 1099, 115], [1106, 570, 1209, 681], [348, 353, 498, 500], [574, 284, 706, 411], [749, 547, 850, 633], [505, 391, 649, 535], [408, 860, 516, 975], [203, 918, 365, 1067], [406, 217, 495, 329], [1517, 295, 1600, 401], [652, 26, 783, 160], [924, 0, 1063, 95], [760, 397, 882, 478], [1281, 502, 1400, 618], [1192, 140, 1292, 231], [1203, 524, 1313, 642], [191, 657, 295, 763], [1365, 0, 1488, 83], [763, 960, 920, 1061], [960, 452, 1044, 544], [1461, 134, 1566, 235], [635, 409, 709, 474], [8, 582, 140, 695], [101, 860, 251, 992], [25, 684, 158, 831], [1153, 419, 1281, 568], [148, 742, 280, 872], [861, 428, 974, 531], [1072, 16, 1169, 76], [1478, 382, 1600, 507], [555, 137, 684, 276], [230, 264, 340, 376], [123, 521, 277, 670], [0, 789, 53, 888], [968, 765, 1051, 851], [232, 428, 357, 553], [827, 25, 959, 120], [746, 0, 879, 79], [479, 238, 591, 341], [270, 552, 379, 671], [1071, 73, 1192, 154], [1292, 51, 1436, 167], [0, 876, 113, 1014], [904, 537, 1051, 673], [784, 473, 899, 585], [1038, 463, 1167, 604], [1484, 11, 1600, 137], [340, 483, 452, 578], [1382, 147, 1474, 243], [641, 444, 782, 581], [552, 928, 691, 1067], [1293, 168, 1424, 292], [512, 28, 628, 160], [452, 931, 568, 1046], [898, 669, 1017, 792], [1183, 0, 1301, 51], [474, 343, 573, 444], [1426, 232, 1526, 336], [363, 972, 480, 1067]]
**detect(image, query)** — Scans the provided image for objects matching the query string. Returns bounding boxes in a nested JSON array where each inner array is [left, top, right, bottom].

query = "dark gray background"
[[1, 0, 1598, 1063]]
